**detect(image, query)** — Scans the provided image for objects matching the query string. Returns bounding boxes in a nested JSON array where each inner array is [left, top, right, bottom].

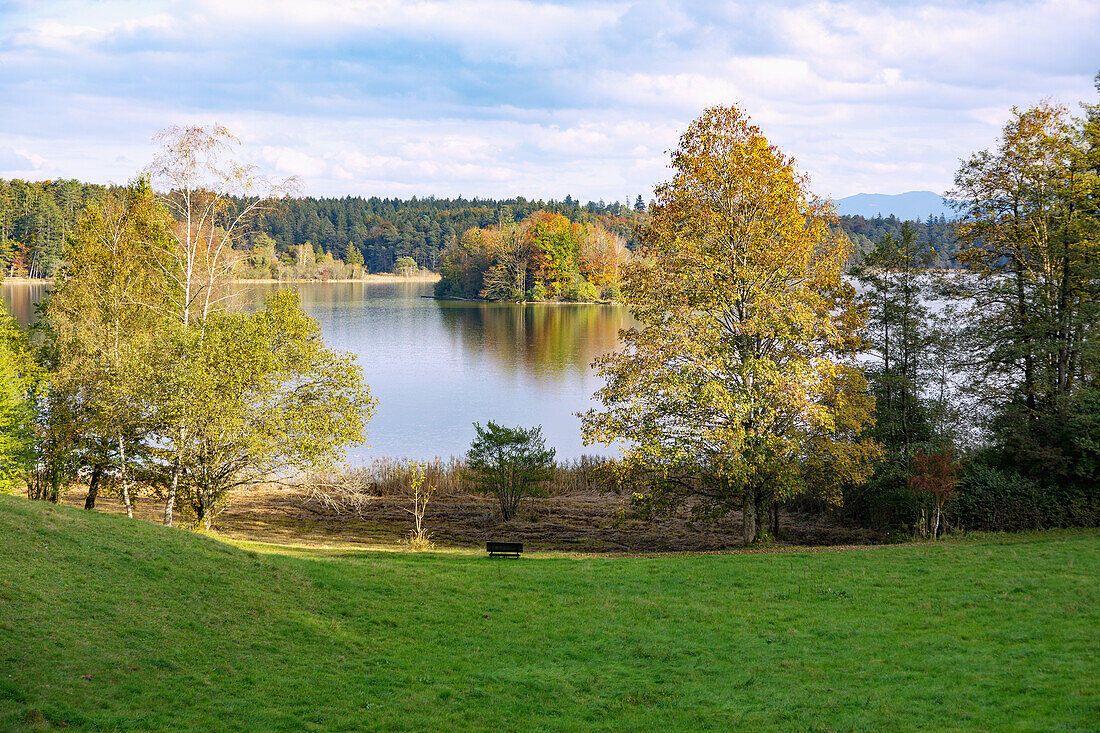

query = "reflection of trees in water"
[[437, 302, 631, 378], [1, 284, 52, 326], [232, 281, 427, 312]]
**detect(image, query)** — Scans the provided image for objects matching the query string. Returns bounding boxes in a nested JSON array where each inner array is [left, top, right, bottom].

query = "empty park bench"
[[486, 541, 523, 558]]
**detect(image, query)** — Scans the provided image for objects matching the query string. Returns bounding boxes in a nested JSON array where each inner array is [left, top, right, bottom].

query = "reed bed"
[[306, 455, 612, 516]]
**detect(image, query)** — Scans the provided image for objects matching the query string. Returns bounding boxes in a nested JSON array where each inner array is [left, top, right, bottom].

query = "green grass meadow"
[[1, 494, 1097, 731]]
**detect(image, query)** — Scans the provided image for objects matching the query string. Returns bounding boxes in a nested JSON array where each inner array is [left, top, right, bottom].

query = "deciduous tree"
[[41, 181, 171, 513], [0, 295, 35, 492], [950, 100, 1100, 491], [582, 105, 878, 543], [394, 256, 418, 277], [171, 290, 375, 529], [909, 448, 959, 539]]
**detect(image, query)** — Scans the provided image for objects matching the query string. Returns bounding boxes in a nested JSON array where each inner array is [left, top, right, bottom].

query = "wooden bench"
[[486, 541, 523, 558]]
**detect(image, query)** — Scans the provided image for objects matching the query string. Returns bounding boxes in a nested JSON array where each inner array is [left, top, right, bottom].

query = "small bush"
[[839, 454, 920, 531], [601, 282, 622, 302], [465, 421, 555, 521], [434, 278, 464, 298]]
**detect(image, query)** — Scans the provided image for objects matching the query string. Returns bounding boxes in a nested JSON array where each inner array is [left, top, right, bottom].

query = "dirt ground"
[[59, 484, 887, 552]]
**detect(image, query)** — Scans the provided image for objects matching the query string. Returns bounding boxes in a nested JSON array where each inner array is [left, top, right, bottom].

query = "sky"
[[0, 0, 1097, 202]]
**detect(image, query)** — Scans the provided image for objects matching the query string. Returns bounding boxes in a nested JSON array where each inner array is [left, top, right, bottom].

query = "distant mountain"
[[834, 191, 956, 221]]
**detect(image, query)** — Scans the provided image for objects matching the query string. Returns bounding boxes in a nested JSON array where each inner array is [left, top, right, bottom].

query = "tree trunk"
[[770, 500, 780, 539], [117, 434, 133, 519], [742, 488, 758, 544], [164, 458, 181, 526], [84, 462, 105, 510]]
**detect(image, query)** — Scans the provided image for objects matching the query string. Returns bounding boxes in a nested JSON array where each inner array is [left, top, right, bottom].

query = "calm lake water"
[[2, 281, 631, 461]]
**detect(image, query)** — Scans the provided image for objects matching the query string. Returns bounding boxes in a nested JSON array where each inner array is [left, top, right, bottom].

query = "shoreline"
[[3, 273, 442, 285], [427, 294, 619, 306], [237, 273, 440, 284]]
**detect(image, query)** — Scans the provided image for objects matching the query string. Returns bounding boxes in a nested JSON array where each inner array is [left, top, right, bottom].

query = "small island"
[[434, 210, 629, 303]]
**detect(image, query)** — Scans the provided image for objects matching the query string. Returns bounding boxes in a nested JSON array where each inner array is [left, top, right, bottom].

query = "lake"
[[2, 281, 631, 461]]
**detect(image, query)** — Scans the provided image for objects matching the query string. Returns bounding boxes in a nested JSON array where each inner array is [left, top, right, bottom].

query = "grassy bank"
[[1, 494, 1097, 731]]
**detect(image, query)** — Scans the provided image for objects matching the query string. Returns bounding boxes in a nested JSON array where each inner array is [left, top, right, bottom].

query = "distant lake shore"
[[2, 272, 441, 285]]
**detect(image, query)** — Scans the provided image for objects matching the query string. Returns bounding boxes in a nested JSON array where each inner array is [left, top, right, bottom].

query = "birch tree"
[[144, 125, 295, 524], [145, 125, 294, 328]]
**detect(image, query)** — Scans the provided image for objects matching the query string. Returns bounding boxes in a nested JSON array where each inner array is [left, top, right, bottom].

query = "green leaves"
[[161, 290, 376, 526], [435, 211, 628, 302], [464, 421, 556, 521], [0, 308, 35, 491], [30, 177, 376, 526]]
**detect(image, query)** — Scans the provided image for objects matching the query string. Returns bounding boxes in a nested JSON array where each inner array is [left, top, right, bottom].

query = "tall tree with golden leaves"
[[582, 105, 878, 543]]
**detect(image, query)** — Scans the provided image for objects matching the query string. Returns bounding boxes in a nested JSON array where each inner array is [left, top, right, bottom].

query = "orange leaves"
[[439, 211, 628, 301]]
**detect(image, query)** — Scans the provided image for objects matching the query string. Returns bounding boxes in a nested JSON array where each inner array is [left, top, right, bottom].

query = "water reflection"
[[436, 301, 630, 380], [3, 280, 629, 459], [1, 282, 52, 327]]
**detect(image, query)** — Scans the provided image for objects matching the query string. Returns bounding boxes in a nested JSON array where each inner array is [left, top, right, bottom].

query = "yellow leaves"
[[583, 103, 876, 515], [441, 210, 629, 301]]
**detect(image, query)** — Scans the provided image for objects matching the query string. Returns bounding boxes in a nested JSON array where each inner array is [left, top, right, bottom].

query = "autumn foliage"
[[435, 210, 629, 301], [909, 448, 959, 538], [583, 105, 880, 543]]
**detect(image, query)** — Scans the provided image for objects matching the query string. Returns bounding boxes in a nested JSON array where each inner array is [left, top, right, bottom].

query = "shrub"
[[464, 421, 555, 521], [434, 277, 463, 298], [839, 453, 921, 532], [954, 464, 1050, 531], [909, 448, 959, 538], [601, 282, 622, 302]]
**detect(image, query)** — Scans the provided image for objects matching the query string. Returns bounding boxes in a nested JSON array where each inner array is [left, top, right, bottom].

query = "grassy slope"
[[1, 496, 1097, 732]]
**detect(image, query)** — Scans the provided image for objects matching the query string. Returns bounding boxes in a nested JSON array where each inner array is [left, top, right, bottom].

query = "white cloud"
[[0, 0, 1097, 199], [260, 146, 328, 178]]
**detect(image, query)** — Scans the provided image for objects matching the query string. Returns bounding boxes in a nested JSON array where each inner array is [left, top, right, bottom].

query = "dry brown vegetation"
[[55, 456, 886, 552]]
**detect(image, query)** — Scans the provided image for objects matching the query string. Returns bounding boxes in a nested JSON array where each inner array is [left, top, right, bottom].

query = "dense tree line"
[[5, 81, 1099, 545], [241, 194, 644, 274], [820, 91, 1100, 536], [0, 179, 111, 278], [586, 86, 1100, 541], [836, 213, 958, 267], [434, 211, 631, 302], [2, 178, 958, 279]]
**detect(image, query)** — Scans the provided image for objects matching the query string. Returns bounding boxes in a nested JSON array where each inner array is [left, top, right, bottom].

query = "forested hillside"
[[1, 179, 957, 278], [833, 213, 958, 267], [0, 179, 112, 278]]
